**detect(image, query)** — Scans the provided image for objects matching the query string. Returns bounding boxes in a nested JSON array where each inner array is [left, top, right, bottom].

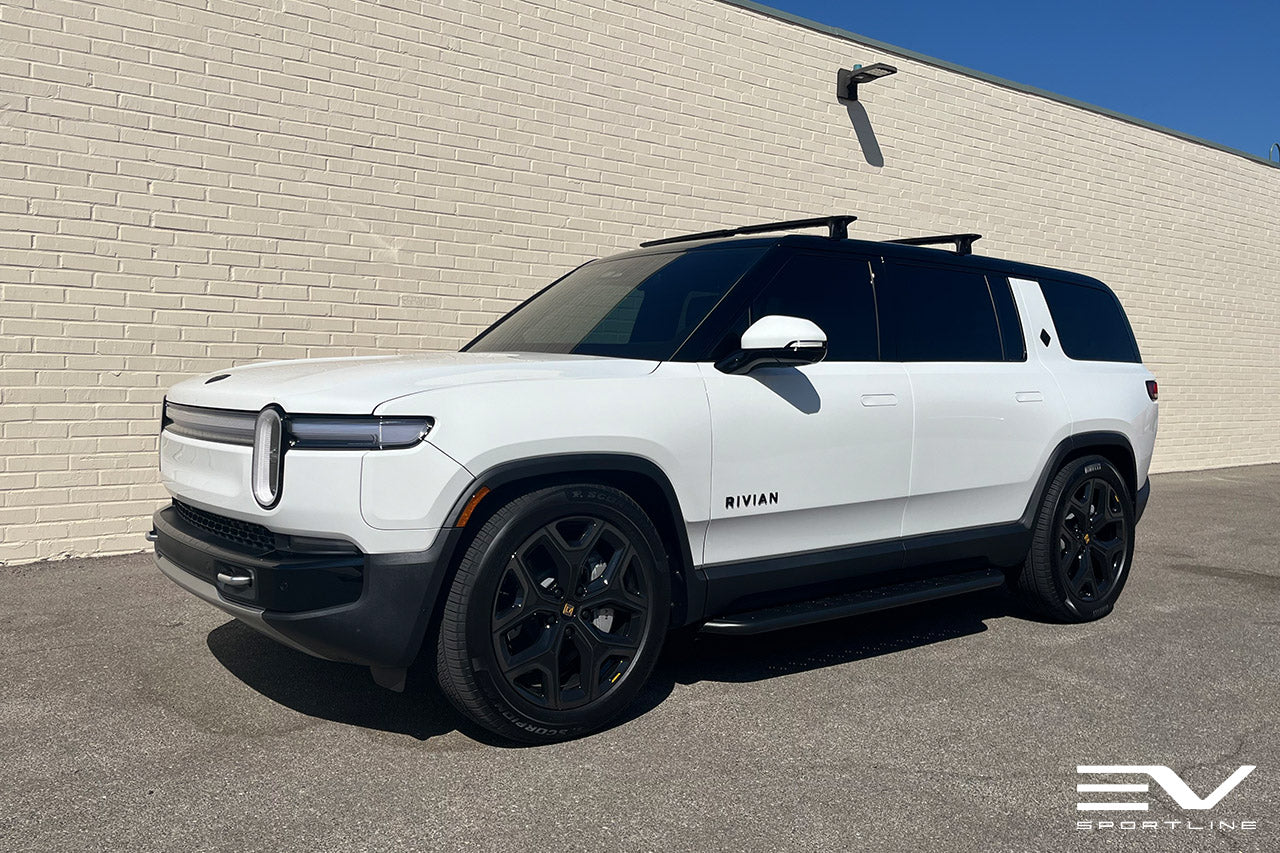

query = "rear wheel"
[[1015, 455, 1135, 621], [435, 483, 670, 742]]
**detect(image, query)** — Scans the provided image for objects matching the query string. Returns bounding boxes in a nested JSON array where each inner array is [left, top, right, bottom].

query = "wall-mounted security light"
[[837, 63, 898, 101]]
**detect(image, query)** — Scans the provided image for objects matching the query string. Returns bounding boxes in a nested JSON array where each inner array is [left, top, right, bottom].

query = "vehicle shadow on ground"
[[207, 588, 1016, 745], [206, 620, 463, 742], [617, 588, 1012, 729]]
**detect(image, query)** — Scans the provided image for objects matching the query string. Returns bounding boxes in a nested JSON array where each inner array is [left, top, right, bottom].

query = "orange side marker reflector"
[[456, 486, 490, 528]]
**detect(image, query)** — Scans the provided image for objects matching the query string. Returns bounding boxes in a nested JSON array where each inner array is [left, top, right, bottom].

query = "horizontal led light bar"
[[163, 401, 257, 446], [163, 401, 432, 450], [287, 416, 433, 449]]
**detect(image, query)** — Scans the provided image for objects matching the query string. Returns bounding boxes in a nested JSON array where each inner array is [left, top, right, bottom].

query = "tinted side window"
[[878, 262, 1003, 362], [749, 252, 879, 361], [1039, 279, 1141, 363]]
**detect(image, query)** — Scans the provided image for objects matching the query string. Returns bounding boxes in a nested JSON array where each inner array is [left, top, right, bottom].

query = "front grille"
[[173, 500, 276, 553]]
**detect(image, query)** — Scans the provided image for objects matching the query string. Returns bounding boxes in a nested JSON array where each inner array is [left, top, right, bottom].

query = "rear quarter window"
[[1038, 279, 1141, 363]]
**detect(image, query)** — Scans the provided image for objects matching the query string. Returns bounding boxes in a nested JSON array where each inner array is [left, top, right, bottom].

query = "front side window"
[[466, 247, 766, 361], [877, 262, 1005, 362], [747, 252, 879, 361]]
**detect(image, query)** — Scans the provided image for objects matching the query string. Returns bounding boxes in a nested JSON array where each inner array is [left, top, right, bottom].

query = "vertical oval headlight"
[[251, 407, 284, 508]]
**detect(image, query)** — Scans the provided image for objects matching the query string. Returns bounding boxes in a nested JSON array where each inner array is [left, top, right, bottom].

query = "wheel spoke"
[[1069, 546, 1093, 594], [558, 556, 582, 602], [543, 629, 568, 708], [1068, 557, 1086, 591], [516, 535, 573, 602], [548, 519, 615, 594], [498, 624, 557, 676], [580, 544, 645, 608], [583, 584, 643, 610], [585, 620, 641, 653], [498, 624, 573, 708], [493, 599, 534, 635], [494, 555, 552, 633], [1094, 537, 1125, 570], [1059, 526, 1081, 559], [1091, 545, 1115, 595], [1092, 482, 1113, 525], [1070, 479, 1094, 516], [570, 628, 606, 702], [547, 517, 601, 553], [577, 519, 609, 560], [574, 623, 639, 701], [1103, 487, 1126, 522]]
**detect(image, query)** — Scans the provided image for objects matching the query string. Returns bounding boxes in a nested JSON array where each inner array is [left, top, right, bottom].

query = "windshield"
[[465, 246, 766, 360]]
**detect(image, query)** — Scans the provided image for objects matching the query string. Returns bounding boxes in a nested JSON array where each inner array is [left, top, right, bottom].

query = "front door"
[[700, 251, 913, 567]]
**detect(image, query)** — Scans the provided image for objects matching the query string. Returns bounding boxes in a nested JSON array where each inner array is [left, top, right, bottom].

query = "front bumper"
[[153, 504, 461, 669]]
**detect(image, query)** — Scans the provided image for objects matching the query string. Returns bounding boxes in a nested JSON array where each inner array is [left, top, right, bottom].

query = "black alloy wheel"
[[491, 516, 653, 710], [1015, 455, 1135, 622], [1056, 476, 1128, 603], [435, 484, 670, 743]]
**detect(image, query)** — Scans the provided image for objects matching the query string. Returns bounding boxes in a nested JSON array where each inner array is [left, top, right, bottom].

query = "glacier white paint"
[[157, 274, 1157, 567]]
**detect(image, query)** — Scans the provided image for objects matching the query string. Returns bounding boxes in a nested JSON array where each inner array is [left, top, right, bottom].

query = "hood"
[[165, 351, 659, 414]]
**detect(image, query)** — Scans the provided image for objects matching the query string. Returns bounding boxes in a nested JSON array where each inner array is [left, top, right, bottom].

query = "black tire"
[[1015, 455, 1135, 622], [435, 483, 671, 743]]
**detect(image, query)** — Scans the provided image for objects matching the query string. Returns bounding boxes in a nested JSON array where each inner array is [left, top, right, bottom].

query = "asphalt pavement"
[[1, 464, 1277, 852]]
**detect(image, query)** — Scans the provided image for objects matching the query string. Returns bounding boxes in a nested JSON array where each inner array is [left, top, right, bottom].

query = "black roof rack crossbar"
[[640, 215, 857, 248], [885, 233, 982, 256]]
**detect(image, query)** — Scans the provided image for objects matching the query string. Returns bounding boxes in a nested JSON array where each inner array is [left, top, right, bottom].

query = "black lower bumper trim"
[[154, 506, 364, 612], [153, 505, 465, 669], [262, 537, 461, 669]]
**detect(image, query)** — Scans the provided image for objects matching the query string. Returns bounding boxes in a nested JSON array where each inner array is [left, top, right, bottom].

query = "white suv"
[[152, 216, 1158, 742]]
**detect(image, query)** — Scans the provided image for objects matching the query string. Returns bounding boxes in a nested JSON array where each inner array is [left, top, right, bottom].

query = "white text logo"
[[1076, 765, 1255, 811]]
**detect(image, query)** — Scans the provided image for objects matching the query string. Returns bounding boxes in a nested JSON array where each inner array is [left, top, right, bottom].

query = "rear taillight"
[[1146, 380, 1158, 401]]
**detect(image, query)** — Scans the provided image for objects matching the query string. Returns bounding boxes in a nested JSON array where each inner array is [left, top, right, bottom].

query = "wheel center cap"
[[561, 602, 576, 618], [1084, 533, 1091, 544]]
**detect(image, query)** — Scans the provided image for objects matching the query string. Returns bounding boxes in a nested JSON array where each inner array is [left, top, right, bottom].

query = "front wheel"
[[1014, 455, 1135, 622], [435, 483, 670, 743]]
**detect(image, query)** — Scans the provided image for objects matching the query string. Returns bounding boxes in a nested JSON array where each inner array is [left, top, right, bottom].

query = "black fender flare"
[[443, 453, 703, 626], [1020, 430, 1140, 528]]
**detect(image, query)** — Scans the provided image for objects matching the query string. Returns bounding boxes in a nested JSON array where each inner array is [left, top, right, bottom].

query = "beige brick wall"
[[1, 0, 1277, 564]]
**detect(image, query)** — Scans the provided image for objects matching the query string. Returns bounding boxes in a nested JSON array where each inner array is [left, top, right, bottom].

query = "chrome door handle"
[[216, 573, 252, 589], [1015, 391, 1044, 403], [860, 393, 898, 407]]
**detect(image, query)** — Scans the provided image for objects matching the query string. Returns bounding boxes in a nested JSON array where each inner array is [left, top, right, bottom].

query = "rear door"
[[875, 259, 1069, 536], [700, 250, 913, 566]]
